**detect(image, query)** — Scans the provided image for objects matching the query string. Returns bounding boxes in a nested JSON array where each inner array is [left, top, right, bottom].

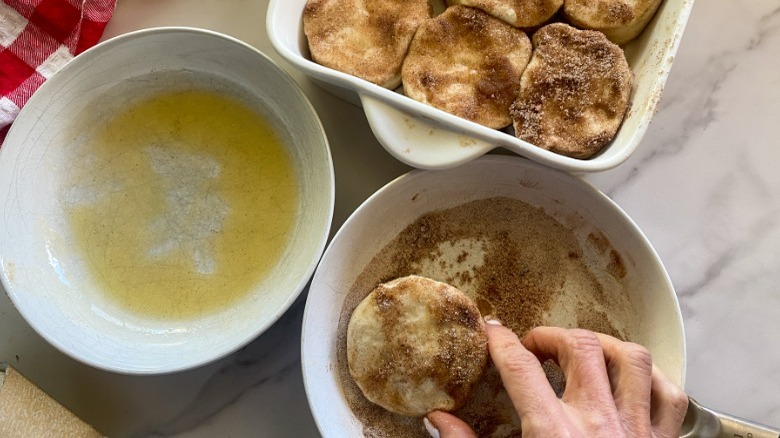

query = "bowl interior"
[[302, 156, 684, 436], [0, 28, 333, 374]]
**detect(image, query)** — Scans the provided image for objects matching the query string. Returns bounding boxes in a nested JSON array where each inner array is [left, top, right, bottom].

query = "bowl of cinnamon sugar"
[[268, 0, 694, 172], [302, 155, 685, 437]]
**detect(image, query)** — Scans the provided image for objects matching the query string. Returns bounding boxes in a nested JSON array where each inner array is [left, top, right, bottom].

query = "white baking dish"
[[267, 0, 694, 172]]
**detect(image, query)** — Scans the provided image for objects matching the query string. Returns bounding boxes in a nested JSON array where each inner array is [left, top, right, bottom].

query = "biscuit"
[[401, 6, 532, 129], [346, 275, 487, 417], [303, 0, 432, 88], [446, 0, 563, 28], [563, 0, 663, 44], [510, 23, 632, 159]]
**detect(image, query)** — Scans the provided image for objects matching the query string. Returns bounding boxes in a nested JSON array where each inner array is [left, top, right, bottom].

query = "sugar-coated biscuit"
[[511, 23, 632, 159], [303, 0, 432, 88], [347, 275, 488, 417], [447, 0, 563, 28], [563, 0, 663, 44], [402, 6, 532, 129]]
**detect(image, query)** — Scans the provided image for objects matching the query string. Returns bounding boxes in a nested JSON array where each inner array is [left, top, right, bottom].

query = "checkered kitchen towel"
[[0, 0, 115, 144]]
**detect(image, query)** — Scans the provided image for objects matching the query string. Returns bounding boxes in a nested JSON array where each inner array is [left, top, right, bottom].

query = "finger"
[[594, 333, 653, 435], [521, 327, 614, 409], [650, 364, 689, 438], [485, 320, 563, 426], [425, 411, 477, 438]]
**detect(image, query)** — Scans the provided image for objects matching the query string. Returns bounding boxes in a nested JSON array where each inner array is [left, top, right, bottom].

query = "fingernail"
[[423, 416, 440, 438], [484, 317, 502, 326]]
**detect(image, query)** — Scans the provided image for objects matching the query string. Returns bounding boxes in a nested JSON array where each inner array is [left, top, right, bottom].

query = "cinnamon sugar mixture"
[[336, 197, 636, 437]]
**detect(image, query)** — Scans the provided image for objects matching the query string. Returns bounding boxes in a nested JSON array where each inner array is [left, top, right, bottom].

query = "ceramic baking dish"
[[267, 0, 694, 172]]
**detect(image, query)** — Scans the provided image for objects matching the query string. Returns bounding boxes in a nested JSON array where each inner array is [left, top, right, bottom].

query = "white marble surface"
[[1, 0, 779, 436]]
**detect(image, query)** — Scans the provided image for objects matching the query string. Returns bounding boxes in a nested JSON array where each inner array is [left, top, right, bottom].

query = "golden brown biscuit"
[[303, 0, 432, 88], [447, 0, 563, 28], [402, 6, 532, 129], [510, 23, 632, 159], [346, 275, 487, 417], [563, 0, 663, 44]]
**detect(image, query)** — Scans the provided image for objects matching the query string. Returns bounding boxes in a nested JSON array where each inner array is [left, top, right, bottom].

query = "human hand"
[[424, 323, 689, 438]]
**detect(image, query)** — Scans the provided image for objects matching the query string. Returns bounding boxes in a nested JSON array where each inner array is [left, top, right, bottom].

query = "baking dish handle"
[[358, 92, 494, 170]]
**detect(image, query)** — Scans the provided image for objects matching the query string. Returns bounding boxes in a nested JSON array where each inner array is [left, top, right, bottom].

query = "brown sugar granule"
[[336, 197, 637, 437]]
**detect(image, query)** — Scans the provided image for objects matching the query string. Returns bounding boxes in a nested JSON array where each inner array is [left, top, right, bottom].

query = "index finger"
[[485, 320, 563, 426]]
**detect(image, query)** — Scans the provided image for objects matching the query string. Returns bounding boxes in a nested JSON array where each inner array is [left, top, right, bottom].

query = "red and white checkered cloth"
[[0, 0, 115, 144]]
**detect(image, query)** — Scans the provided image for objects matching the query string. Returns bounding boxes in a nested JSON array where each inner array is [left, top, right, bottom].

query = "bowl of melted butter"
[[0, 28, 334, 374]]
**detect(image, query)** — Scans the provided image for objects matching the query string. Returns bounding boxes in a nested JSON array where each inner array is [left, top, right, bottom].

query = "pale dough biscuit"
[[303, 0, 432, 88], [563, 0, 663, 44], [447, 0, 563, 28], [402, 6, 532, 129], [347, 275, 488, 417], [510, 23, 632, 159]]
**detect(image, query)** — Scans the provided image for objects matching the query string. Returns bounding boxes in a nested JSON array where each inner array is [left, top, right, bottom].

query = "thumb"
[[425, 411, 477, 438]]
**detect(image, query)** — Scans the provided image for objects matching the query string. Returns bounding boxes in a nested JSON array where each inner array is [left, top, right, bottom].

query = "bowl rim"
[[0, 26, 335, 375], [301, 155, 686, 435]]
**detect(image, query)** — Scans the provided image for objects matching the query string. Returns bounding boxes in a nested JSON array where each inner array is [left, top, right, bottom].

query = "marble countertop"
[[1, 0, 778, 436]]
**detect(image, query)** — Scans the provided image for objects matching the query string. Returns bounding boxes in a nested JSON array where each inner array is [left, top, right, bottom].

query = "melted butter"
[[65, 89, 298, 319]]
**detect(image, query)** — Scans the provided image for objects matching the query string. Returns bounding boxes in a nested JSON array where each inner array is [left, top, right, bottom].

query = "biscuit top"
[[402, 6, 532, 129], [511, 23, 632, 158], [528, 22, 630, 95], [347, 275, 488, 417], [564, 0, 657, 27], [367, 278, 484, 395], [303, 0, 432, 88], [562, 0, 663, 44], [448, 0, 564, 28]]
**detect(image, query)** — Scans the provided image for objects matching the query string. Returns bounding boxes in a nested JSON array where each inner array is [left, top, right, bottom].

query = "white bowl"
[[0, 28, 334, 374], [302, 156, 685, 436], [267, 0, 694, 172]]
